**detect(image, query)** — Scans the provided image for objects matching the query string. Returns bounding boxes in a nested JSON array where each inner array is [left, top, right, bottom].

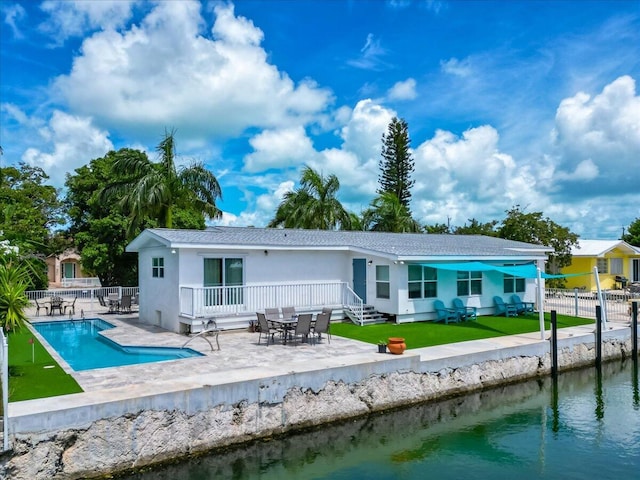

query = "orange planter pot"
[[387, 337, 406, 355]]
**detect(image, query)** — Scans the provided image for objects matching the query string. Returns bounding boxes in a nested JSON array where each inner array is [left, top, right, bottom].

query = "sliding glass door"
[[203, 258, 243, 305]]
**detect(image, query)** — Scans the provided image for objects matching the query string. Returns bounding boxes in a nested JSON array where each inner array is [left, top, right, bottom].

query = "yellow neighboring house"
[[563, 240, 640, 291]]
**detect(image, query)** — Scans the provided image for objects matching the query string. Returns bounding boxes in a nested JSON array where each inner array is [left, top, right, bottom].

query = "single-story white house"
[[126, 227, 552, 332]]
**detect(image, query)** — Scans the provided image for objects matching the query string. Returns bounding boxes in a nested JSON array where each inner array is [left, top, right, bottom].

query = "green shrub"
[[0, 262, 30, 332]]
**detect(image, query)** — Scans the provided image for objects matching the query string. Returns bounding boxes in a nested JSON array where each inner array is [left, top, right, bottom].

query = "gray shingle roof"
[[134, 227, 551, 259]]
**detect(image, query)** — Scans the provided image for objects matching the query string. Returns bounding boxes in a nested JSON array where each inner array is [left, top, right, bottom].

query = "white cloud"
[[440, 57, 473, 77], [339, 99, 395, 161], [215, 210, 262, 227], [1, 103, 36, 127], [243, 127, 317, 173], [387, 78, 417, 101], [347, 33, 389, 70], [39, 0, 137, 45], [554, 158, 599, 182], [2, 3, 26, 39], [412, 125, 539, 226], [52, 2, 333, 140], [551, 75, 640, 195], [21, 110, 113, 184]]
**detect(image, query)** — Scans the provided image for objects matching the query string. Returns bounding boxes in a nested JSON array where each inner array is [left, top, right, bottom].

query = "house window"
[[503, 265, 526, 293], [376, 265, 390, 299], [152, 257, 164, 278], [457, 270, 482, 296], [408, 265, 438, 299], [610, 258, 623, 275], [596, 258, 608, 274], [204, 258, 244, 305]]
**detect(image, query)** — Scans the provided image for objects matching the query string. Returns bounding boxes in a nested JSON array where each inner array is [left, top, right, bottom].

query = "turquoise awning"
[[420, 262, 590, 279]]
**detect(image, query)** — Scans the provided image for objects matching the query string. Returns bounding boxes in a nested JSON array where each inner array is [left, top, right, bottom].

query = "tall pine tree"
[[378, 117, 415, 209]]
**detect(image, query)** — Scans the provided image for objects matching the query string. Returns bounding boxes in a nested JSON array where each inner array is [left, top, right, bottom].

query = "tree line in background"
[[1, 120, 639, 291]]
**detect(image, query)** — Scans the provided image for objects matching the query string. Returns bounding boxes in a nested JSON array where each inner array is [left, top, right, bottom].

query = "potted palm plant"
[[377, 340, 387, 353]]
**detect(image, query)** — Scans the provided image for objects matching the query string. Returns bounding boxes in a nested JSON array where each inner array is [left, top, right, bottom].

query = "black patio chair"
[[257, 312, 280, 346], [63, 296, 77, 315], [312, 312, 331, 344], [291, 313, 313, 346], [34, 298, 48, 316]]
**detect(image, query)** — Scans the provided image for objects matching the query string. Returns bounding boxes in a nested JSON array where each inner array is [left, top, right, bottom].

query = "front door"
[[62, 262, 75, 281], [352, 258, 367, 303], [632, 259, 640, 283]]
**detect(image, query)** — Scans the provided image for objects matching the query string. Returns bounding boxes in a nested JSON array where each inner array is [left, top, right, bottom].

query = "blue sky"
[[1, 0, 639, 239]]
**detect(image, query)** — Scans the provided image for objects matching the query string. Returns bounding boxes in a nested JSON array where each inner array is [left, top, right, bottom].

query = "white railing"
[[61, 277, 101, 288], [180, 282, 357, 320], [343, 285, 364, 326], [0, 328, 9, 451], [25, 286, 139, 317], [26, 286, 139, 301], [545, 288, 639, 322]]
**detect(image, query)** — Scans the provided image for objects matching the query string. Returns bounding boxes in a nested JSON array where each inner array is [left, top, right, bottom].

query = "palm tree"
[[101, 130, 222, 237], [363, 192, 422, 233], [268, 166, 351, 230]]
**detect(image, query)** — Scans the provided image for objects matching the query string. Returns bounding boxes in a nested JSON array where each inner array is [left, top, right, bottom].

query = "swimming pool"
[[33, 319, 203, 371]]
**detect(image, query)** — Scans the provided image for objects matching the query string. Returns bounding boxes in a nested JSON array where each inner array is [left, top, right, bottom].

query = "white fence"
[[25, 286, 139, 317], [61, 277, 101, 288], [0, 328, 8, 451], [180, 282, 358, 319], [545, 288, 639, 322]]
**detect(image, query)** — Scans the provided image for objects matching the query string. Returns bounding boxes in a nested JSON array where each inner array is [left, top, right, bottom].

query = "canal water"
[[120, 360, 640, 479]]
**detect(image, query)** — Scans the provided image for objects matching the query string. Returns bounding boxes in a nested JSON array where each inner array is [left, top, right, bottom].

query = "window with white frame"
[[408, 265, 438, 299], [503, 265, 526, 293], [596, 258, 608, 274], [152, 257, 164, 278], [609, 258, 623, 275], [457, 270, 482, 296], [203, 257, 244, 305], [376, 265, 390, 299]]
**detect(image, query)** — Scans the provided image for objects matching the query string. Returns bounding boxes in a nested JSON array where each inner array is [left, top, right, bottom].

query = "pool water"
[[120, 359, 640, 479], [33, 319, 203, 371]]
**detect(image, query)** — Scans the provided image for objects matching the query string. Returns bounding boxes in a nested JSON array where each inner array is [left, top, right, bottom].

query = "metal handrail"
[[181, 319, 220, 351]]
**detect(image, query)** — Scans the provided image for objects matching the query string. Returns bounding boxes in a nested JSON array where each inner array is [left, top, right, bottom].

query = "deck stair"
[[345, 304, 387, 326]]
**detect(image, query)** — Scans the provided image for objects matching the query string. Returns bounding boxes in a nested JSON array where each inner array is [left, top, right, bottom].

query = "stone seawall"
[[2, 328, 636, 479]]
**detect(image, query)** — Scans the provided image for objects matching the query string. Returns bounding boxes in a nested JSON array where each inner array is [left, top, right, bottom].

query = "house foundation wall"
[[3, 328, 637, 480]]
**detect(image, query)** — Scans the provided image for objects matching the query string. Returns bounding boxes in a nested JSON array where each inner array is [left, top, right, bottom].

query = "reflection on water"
[[119, 359, 640, 480]]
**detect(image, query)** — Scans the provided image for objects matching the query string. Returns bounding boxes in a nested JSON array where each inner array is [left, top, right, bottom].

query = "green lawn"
[[331, 313, 593, 349], [7, 327, 83, 402]]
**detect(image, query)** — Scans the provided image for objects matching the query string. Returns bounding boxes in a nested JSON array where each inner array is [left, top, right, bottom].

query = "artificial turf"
[[6, 327, 83, 402], [330, 313, 594, 349]]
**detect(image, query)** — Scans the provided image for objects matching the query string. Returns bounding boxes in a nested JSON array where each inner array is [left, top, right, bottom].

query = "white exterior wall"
[[178, 248, 351, 287], [365, 259, 400, 315], [138, 246, 181, 332]]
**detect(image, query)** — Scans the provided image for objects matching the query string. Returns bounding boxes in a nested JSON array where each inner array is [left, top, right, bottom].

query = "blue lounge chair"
[[493, 296, 518, 317], [511, 294, 535, 315], [452, 298, 477, 321], [433, 300, 458, 324]]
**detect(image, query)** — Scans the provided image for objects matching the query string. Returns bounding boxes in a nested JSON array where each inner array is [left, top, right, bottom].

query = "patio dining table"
[[47, 296, 65, 316], [269, 316, 298, 345]]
